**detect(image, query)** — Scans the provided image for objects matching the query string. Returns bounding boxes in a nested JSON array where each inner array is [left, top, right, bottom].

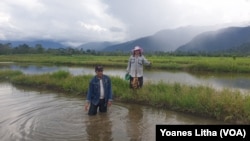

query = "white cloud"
[[79, 22, 107, 32], [0, 0, 250, 46], [0, 12, 10, 24]]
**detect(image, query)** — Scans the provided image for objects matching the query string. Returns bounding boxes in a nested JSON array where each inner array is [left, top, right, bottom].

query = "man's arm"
[[85, 81, 92, 111]]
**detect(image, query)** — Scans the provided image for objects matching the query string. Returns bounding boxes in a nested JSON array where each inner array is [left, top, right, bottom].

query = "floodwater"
[[1, 63, 250, 93], [0, 82, 228, 141]]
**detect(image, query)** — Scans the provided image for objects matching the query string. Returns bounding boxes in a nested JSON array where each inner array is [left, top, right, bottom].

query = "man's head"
[[95, 65, 103, 72], [95, 65, 103, 78]]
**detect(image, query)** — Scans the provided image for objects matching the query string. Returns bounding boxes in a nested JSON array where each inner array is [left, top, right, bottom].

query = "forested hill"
[[102, 26, 216, 53], [175, 26, 250, 54]]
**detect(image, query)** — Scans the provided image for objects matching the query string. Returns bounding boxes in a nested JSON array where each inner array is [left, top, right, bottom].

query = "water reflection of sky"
[[0, 82, 225, 141], [1, 63, 250, 93], [145, 72, 250, 93], [0, 64, 61, 74]]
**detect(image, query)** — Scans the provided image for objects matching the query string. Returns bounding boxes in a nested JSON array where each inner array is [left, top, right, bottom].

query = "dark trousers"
[[88, 99, 107, 115], [129, 76, 143, 89]]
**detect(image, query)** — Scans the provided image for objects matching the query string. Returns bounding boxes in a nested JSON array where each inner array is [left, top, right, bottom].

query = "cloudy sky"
[[0, 0, 250, 46]]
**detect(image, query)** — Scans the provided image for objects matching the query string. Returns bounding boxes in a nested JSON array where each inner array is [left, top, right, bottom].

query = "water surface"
[[1, 63, 250, 93], [0, 82, 227, 141]]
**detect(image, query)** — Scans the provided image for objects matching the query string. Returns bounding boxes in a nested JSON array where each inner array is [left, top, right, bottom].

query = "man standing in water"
[[85, 65, 113, 115], [126, 46, 151, 89]]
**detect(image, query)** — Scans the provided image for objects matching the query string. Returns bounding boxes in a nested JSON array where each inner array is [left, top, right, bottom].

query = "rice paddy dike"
[[1, 54, 250, 124], [1, 54, 250, 73]]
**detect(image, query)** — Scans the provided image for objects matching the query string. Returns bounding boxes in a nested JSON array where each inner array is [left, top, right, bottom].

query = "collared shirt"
[[86, 74, 113, 105], [126, 55, 151, 77]]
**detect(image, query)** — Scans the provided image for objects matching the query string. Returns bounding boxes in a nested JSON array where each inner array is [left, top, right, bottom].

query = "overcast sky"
[[0, 0, 250, 46]]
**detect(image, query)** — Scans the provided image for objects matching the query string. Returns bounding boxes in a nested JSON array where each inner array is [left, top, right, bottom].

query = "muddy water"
[[0, 82, 228, 141], [1, 63, 250, 93]]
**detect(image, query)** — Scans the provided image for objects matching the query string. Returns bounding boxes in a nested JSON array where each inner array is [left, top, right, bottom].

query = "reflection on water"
[[1, 63, 250, 93], [85, 114, 113, 141], [145, 71, 250, 93], [0, 63, 61, 74], [126, 104, 144, 140], [0, 82, 227, 141]]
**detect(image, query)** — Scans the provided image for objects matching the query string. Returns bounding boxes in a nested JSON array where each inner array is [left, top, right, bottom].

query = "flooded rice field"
[[0, 82, 227, 141]]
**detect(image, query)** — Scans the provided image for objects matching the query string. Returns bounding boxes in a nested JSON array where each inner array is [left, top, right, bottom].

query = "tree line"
[[1, 42, 250, 57], [0, 43, 123, 55]]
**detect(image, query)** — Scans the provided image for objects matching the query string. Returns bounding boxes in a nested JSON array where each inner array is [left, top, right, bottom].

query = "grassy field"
[[0, 69, 250, 124], [1, 54, 250, 73], [1, 54, 250, 123]]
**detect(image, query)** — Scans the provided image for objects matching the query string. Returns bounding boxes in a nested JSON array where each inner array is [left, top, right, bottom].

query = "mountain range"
[[176, 26, 250, 53], [1, 25, 250, 54], [102, 26, 221, 52]]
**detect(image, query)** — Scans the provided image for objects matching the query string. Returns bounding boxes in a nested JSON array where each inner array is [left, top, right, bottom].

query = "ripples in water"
[[0, 82, 226, 141]]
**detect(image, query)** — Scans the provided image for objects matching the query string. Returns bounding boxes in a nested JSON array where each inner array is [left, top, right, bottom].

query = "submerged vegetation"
[[0, 69, 250, 124]]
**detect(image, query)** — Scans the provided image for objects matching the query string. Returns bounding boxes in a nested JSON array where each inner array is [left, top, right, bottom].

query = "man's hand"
[[108, 101, 112, 107], [85, 102, 89, 111]]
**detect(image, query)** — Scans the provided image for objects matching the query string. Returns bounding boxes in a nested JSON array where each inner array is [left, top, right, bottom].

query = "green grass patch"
[[1, 69, 249, 123], [2, 54, 250, 73]]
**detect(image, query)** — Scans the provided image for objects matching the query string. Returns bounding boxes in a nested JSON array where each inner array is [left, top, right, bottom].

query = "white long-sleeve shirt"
[[126, 55, 150, 77]]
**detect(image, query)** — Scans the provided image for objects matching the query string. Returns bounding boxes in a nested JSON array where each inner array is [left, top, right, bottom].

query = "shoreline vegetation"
[[1, 54, 250, 73], [1, 54, 250, 124]]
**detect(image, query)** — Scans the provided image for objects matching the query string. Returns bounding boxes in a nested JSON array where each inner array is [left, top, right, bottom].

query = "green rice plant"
[[215, 90, 246, 122], [0, 70, 23, 81], [242, 96, 250, 122], [111, 76, 135, 101], [60, 75, 92, 95], [2, 69, 250, 123], [2, 55, 250, 73], [50, 70, 70, 79]]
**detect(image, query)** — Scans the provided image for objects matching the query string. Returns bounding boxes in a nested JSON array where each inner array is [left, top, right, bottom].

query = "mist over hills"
[[1, 24, 250, 55], [176, 26, 250, 53], [102, 26, 221, 52], [80, 24, 248, 53], [77, 41, 118, 51]]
